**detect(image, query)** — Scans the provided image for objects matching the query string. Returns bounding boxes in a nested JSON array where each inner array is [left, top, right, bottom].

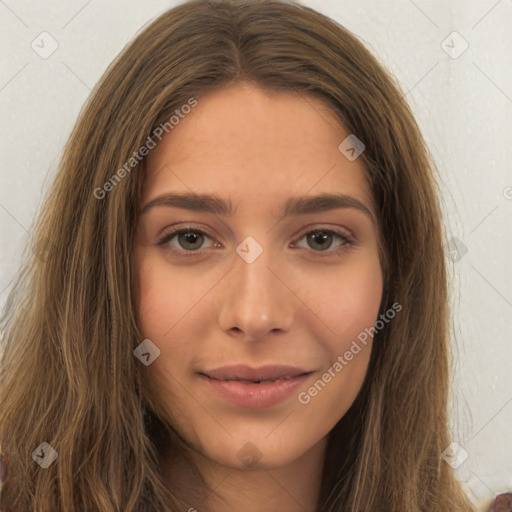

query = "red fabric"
[[490, 493, 512, 512]]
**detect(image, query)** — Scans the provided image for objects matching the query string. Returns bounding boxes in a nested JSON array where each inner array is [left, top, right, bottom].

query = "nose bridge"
[[218, 239, 294, 340]]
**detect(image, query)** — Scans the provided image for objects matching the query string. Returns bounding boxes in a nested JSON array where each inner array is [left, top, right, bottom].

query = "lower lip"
[[199, 373, 312, 408]]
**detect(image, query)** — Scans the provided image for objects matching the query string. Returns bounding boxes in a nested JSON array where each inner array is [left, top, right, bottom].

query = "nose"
[[217, 245, 295, 342]]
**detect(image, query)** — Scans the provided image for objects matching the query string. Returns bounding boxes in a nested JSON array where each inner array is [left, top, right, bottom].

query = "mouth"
[[197, 365, 315, 408], [199, 364, 313, 383], [203, 375, 311, 385]]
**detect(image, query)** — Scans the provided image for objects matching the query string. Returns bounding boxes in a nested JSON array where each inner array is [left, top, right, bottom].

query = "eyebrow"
[[141, 192, 375, 222]]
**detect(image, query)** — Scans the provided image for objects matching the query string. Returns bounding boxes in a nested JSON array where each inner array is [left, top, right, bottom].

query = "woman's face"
[[135, 82, 383, 470]]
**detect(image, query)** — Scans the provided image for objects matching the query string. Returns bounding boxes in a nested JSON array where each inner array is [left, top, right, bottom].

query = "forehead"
[[142, 83, 373, 214]]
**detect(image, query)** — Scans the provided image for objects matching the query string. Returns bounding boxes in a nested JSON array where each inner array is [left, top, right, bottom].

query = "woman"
[[0, 0, 482, 510]]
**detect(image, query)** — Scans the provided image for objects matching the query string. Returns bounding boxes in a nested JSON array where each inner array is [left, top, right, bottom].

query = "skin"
[[134, 82, 383, 512]]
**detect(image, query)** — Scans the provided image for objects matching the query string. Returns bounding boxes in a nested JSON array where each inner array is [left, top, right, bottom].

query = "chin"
[[192, 430, 322, 472]]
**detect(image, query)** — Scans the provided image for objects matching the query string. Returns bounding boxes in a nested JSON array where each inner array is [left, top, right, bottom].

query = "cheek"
[[135, 255, 195, 338], [336, 261, 383, 336], [297, 251, 383, 346], [294, 257, 382, 434], [135, 243, 231, 340], [134, 255, 199, 426]]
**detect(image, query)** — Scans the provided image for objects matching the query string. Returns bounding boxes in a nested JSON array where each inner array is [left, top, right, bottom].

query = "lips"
[[198, 365, 315, 408], [199, 364, 313, 383]]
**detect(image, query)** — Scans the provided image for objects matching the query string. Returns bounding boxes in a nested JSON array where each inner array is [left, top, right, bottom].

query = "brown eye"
[[176, 230, 205, 250], [293, 228, 353, 255], [306, 231, 334, 251], [157, 228, 215, 254]]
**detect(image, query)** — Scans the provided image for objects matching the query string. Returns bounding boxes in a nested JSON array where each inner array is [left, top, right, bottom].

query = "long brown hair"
[[0, 1, 476, 510]]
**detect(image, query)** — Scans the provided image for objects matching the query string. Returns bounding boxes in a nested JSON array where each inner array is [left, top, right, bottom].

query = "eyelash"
[[156, 225, 355, 259]]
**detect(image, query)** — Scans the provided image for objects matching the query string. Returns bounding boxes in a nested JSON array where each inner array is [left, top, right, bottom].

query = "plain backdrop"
[[1, 0, 511, 506]]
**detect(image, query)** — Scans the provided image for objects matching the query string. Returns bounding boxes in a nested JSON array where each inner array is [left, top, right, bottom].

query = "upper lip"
[[199, 364, 313, 382]]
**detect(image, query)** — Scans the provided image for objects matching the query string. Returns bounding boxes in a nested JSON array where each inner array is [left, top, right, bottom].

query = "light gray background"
[[1, 0, 511, 506]]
